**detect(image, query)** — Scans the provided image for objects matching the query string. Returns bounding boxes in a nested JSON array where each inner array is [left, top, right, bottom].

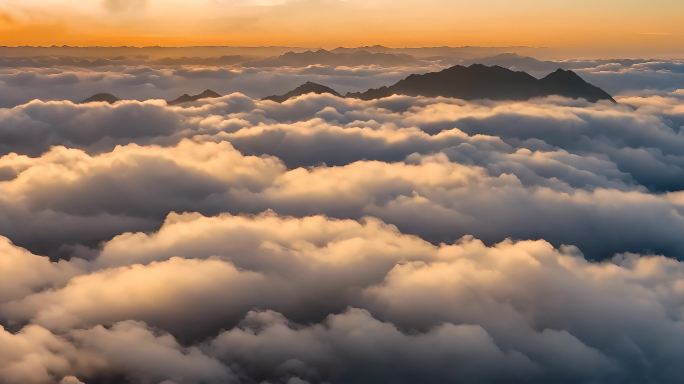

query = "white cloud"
[[2, 213, 684, 382]]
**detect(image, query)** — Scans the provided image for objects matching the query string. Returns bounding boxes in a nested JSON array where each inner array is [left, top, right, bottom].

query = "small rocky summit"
[[264, 81, 341, 103], [168, 89, 221, 105], [538, 68, 614, 103], [80, 93, 120, 104]]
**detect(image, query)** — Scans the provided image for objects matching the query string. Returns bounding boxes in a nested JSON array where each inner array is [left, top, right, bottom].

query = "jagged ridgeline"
[[80, 90, 222, 105], [266, 64, 614, 103]]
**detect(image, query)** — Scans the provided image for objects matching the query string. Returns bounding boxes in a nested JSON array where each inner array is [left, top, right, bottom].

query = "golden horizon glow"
[[1, 0, 683, 56]]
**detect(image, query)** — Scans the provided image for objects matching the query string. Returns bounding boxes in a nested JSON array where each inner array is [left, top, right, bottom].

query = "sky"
[[1, 0, 683, 56]]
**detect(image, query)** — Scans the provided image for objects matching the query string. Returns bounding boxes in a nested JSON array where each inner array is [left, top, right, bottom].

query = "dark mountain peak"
[[80, 93, 120, 104], [168, 89, 221, 105], [264, 82, 341, 103], [301, 81, 326, 88], [197, 89, 221, 98], [543, 68, 583, 81], [540, 69, 615, 102], [287, 82, 339, 96], [347, 64, 614, 103]]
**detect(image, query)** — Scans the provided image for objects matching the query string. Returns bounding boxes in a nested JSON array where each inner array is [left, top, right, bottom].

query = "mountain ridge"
[[80, 93, 120, 104], [264, 82, 341, 103], [247, 49, 420, 67], [347, 64, 614, 102], [79, 89, 222, 106], [81, 65, 614, 106], [167, 89, 221, 105]]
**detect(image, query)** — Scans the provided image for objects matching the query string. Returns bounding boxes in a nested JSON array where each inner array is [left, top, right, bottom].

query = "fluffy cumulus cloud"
[[578, 60, 684, 94], [3, 61, 684, 383], [3, 92, 684, 259], [4, 213, 684, 383]]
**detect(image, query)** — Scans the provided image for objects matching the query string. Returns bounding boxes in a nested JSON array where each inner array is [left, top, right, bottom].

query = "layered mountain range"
[[247, 49, 421, 67], [80, 64, 614, 105]]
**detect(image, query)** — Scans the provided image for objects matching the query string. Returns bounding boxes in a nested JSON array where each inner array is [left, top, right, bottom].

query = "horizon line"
[[0, 44, 547, 50]]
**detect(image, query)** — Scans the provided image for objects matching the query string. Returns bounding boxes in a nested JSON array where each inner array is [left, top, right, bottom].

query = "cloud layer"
[[4, 213, 684, 383], [3, 62, 684, 383], [2, 91, 684, 259]]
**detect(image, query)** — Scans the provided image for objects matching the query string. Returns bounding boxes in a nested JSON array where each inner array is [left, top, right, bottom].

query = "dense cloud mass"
[[4, 214, 684, 383], [2, 58, 684, 383], [3, 92, 684, 259]]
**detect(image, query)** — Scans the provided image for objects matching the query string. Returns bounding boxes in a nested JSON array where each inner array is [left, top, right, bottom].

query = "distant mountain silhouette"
[[264, 82, 341, 103], [151, 55, 247, 66], [460, 53, 643, 79], [167, 89, 221, 105], [347, 64, 615, 102], [80, 93, 120, 104], [460, 53, 564, 74], [330, 46, 546, 60], [248, 49, 420, 67]]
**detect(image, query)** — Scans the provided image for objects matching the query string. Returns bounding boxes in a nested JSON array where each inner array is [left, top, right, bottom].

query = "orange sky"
[[1, 0, 683, 56]]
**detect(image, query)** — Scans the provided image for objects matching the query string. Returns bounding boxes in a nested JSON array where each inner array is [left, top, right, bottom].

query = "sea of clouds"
[[3, 59, 684, 383]]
